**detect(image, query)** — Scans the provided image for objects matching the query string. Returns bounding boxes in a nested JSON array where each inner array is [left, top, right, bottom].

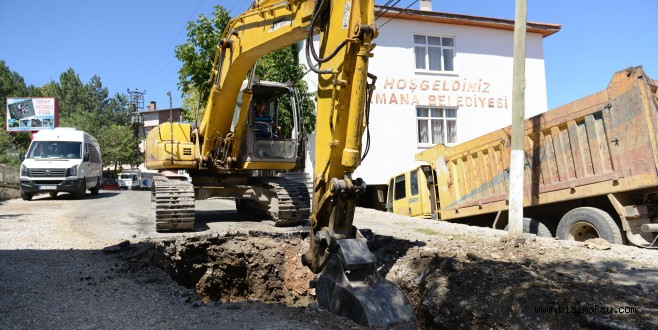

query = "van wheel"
[[21, 191, 33, 201], [505, 218, 553, 238], [49, 192, 58, 198], [556, 207, 622, 244], [75, 179, 87, 199], [90, 178, 100, 195]]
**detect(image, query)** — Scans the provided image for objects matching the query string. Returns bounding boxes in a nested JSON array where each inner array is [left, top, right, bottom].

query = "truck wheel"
[[49, 192, 58, 198], [74, 179, 87, 199], [90, 178, 100, 195], [21, 191, 33, 201], [505, 218, 553, 238], [556, 207, 623, 244]]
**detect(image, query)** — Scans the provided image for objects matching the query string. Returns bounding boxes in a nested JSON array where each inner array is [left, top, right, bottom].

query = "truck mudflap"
[[314, 238, 416, 328]]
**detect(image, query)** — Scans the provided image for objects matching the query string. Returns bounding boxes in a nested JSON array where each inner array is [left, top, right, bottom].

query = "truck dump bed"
[[417, 66, 658, 221]]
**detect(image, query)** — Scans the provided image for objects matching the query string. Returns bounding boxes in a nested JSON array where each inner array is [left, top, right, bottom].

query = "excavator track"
[[152, 176, 195, 232], [267, 177, 311, 226], [236, 177, 311, 227]]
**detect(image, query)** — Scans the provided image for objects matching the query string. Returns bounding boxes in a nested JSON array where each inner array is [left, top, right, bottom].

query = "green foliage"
[[98, 125, 142, 169], [180, 88, 203, 123], [0, 61, 32, 166], [254, 45, 316, 136], [175, 4, 231, 118], [0, 131, 22, 168], [0, 61, 139, 170]]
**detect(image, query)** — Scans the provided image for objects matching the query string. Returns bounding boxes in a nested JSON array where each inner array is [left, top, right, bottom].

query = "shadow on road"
[[29, 191, 121, 201]]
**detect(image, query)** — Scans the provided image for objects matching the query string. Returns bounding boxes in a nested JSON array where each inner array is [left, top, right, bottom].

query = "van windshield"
[[27, 141, 82, 160], [119, 174, 137, 180]]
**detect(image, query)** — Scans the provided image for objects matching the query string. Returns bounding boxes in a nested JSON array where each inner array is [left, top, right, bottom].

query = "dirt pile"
[[148, 231, 316, 307], [374, 235, 657, 329]]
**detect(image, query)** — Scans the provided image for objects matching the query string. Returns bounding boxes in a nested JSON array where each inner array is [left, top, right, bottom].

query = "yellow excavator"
[[144, 0, 415, 326]]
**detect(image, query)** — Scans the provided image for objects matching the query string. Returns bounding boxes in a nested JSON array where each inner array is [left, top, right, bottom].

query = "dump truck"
[[387, 66, 658, 248]]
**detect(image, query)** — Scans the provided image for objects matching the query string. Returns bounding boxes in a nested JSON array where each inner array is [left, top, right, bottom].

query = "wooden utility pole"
[[508, 0, 527, 237]]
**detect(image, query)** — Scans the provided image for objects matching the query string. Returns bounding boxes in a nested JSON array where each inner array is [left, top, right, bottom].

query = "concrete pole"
[[508, 0, 527, 237]]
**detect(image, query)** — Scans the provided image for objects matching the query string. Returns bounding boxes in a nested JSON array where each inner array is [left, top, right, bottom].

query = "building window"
[[414, 34, 455, 72], [417, 107, 457, 145]]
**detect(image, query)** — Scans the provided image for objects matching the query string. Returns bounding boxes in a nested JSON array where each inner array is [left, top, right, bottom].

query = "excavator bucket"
[[315, 239, 416, 328]]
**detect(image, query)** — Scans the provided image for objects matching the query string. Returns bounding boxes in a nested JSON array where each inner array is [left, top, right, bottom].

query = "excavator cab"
[[235, 81, 302, 170]]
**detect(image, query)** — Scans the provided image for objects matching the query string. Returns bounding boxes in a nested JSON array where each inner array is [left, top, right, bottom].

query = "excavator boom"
[[145, 0, 416, 326]]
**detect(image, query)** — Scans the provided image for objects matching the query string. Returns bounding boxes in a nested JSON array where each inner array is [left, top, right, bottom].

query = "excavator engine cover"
[[315, 238, 416, 328]]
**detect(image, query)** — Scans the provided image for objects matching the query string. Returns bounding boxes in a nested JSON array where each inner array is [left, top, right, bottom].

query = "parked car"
[[100, 178, 119, 190]]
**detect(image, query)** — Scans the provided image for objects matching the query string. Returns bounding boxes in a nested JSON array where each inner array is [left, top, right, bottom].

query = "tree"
[[175, 5, 231, 114], [46, 70, 139, 168], [56, 68, 88, 115], [180, 88, 203, 123], [254, 45, 316, 136], [98, 125, 141, 171], [101, 93, 131, 126], [0, 61, 32, 167], [0, 62, 139, 171]]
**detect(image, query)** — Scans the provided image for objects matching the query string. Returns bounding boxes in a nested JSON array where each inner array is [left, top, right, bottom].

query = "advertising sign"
[[6, 97, 59, 132]]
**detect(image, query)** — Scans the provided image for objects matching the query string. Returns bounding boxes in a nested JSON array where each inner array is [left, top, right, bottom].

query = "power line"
[[378, 0, 419, 29], [375, 0, 403, 21], [135, 0, 206, 89]]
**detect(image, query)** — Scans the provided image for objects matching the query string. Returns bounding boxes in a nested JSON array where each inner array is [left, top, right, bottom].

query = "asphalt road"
[[0, 190, 359, 329]]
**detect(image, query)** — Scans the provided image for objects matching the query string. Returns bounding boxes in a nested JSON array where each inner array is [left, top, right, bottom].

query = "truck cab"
[[386, 165, 436, 218], [118, 171, 140, 190]]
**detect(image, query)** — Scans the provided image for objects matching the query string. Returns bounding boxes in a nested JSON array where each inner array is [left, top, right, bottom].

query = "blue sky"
[[1, 0, 656, 110]]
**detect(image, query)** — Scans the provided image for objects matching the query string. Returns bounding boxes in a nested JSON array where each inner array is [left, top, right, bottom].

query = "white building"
[[300, 3, 560, 208]]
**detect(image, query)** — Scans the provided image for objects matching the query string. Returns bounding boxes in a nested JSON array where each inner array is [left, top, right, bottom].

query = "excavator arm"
[[299, 1, 415, 326], [153, 0, 415, 326]]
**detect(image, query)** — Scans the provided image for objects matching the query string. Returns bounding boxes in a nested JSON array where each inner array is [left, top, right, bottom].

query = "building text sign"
[[372, 77, 510, 109]]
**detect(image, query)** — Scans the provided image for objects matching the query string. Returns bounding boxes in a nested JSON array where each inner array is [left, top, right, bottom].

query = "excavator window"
[[252, 99, 281, 140], [247, 84, 299, 161]]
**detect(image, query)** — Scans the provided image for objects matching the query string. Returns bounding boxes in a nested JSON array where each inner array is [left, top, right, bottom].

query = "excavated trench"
[[121, 229, 658, 329], [149, 231, 318, 307], [140, 230, 428, 327]]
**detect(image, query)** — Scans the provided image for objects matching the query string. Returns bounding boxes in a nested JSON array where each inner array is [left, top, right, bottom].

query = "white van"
[[19, 127, 102, 200], [118, 170, 140, 190]]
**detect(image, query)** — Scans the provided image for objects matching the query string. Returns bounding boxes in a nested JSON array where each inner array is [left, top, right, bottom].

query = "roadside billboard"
[[6, 97, 59, 132]]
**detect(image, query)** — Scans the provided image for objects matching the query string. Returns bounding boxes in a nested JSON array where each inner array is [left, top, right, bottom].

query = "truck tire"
[[21, 191, 33, 201], [74, 178, 87, 199], [505, 218, 553, 238], [556, 207, 623, 244]]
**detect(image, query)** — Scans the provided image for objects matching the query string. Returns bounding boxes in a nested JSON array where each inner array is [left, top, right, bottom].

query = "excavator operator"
[[253, 99, 280, 139]]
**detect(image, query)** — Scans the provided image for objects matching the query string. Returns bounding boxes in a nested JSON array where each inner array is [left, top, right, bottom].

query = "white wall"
[[301, 16, 550, 185]]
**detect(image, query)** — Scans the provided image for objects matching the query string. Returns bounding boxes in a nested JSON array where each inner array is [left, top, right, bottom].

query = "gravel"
[[0, 192, 360, 329], [2, 190, 658, 329]]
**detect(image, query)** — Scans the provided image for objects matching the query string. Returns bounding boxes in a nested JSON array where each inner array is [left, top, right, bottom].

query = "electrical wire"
[[375, 0, 403, 21], [135, 0, 207, 89], [378, 0, 419, 29]]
